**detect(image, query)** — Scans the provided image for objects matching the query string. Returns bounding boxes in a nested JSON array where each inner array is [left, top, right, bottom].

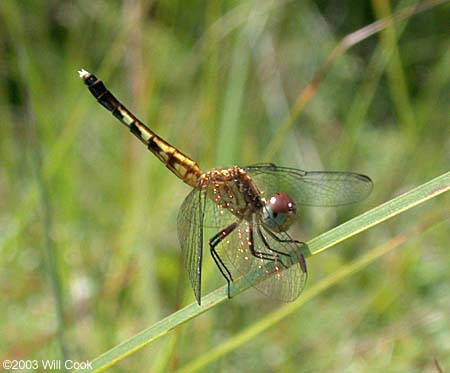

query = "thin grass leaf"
[[79, 171, 449, 372], [372, 0, 417, 137], [262, 0, 448, 161], [179, 212, 448, 372]]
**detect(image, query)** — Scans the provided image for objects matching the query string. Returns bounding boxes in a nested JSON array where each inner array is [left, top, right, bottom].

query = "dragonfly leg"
[[252, 225, 293, 269], [209, 222, 239, 299], [260, 226, 308, 273], [261, 224, 305, 246], [247, 225, 284, 262], [256, 225, 291, 257]]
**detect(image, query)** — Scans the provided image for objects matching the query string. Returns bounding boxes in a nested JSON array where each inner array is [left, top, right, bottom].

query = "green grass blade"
[[79, 171, 449, 372], [308, 171, 450, 256], [261, 0, 447, 161], [372, 0, 417, 137], [179, 214, 448, 372]]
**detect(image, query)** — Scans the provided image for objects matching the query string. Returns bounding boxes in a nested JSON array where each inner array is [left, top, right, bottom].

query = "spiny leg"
[[252, 225, 288, 269], [209, 222, 239, 298], [247, 225, 284, 262], [261, 226, 308, 274], [255, 225, 292, 258]]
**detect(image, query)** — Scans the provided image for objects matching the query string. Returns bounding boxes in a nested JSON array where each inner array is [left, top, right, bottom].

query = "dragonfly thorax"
[[198, 166, 263, 219], [261, 192, 297, 232]]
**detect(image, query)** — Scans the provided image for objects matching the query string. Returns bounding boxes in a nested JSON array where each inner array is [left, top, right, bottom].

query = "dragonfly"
[[79, 69, 373, 305]]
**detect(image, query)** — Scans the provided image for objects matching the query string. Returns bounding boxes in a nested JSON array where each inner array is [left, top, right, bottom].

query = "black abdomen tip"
[[78, 69, 97, 87]]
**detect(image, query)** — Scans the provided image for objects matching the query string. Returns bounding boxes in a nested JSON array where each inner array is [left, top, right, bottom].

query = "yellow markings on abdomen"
[[79, 69, 202, 188]]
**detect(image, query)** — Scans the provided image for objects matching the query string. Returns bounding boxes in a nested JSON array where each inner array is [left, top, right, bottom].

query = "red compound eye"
[[268, 192, 296, 215], [262, 192, 297, 232]]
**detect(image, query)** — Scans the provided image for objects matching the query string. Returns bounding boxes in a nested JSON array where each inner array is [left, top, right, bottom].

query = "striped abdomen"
[[79, 69, 202, 187]]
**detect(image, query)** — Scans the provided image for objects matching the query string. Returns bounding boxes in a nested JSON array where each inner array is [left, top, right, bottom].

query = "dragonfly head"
[[261, 192, 297, 232]]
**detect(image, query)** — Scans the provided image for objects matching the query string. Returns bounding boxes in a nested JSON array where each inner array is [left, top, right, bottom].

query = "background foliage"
[[0, 0, 448, 372]]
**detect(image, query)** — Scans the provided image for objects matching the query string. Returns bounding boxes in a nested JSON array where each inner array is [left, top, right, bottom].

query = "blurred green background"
[[0, 0, 449, 372]]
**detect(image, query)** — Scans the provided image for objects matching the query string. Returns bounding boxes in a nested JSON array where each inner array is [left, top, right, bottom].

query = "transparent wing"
[[201, 193, 240, 229], [179, 179, 247, 230], [216, 217, 307, 302], [245, 163, 373, 206], [177, 182, 241, 304], [177, 188, 206, 304]]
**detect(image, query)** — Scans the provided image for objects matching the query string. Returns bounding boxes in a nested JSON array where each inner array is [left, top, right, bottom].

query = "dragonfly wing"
[[217, 218, 307, 302], [177, 184, 238, 304], [177, 188, 207, 304], [180, 178, 247, 229], [245, 164, 373, 206], [201, 192, 242, 229]]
